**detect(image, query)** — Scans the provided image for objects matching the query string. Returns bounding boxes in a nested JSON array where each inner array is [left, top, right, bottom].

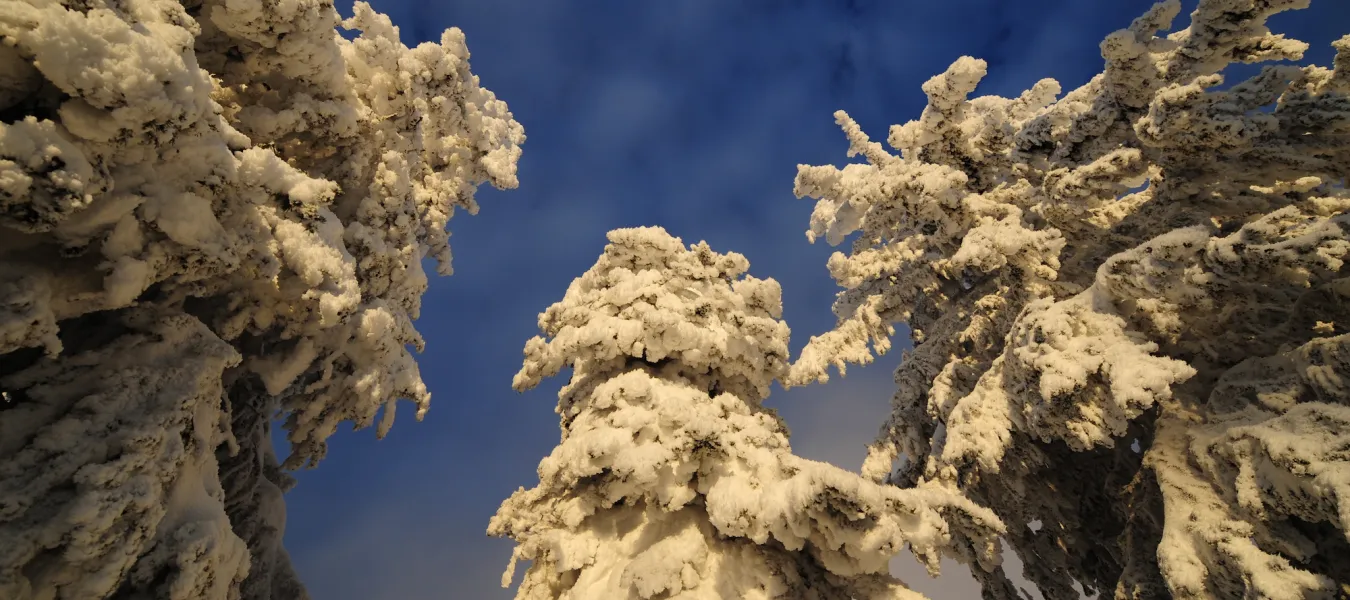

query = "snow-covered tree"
[[0, 0, 522, 598], [490, 226, 1005, 600], [786, 0, 1349, 598]]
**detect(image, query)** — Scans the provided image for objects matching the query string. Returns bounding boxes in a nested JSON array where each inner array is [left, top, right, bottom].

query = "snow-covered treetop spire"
[[513, 226, 791, 403], [493, 227, 1006, 599]]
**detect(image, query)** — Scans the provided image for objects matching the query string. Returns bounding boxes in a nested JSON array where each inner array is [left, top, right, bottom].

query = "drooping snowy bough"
[[787, 0, 1349, 598], [0, 1, 522, 598], [490, 227, 1004, 600]]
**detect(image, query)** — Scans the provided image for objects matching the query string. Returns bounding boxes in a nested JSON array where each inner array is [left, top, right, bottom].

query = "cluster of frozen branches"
[[0, 0, 522, 598], [783, 0, 1350, 597], [490, 2, 1348, 597]]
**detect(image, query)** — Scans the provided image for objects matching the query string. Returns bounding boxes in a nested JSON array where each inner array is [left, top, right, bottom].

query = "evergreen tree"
[[491, 227, 1002, 600], [786, 1, 1350, 597], [0, 1, 522, 597]]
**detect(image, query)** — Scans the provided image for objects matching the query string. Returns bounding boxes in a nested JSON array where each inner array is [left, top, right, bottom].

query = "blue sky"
[[280, 2, 1350, 598]]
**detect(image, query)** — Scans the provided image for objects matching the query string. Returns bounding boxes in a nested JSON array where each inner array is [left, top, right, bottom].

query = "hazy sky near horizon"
[[277, 2, 1350, 598]]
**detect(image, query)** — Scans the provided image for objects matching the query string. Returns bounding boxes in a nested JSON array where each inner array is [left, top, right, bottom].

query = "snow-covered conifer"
[[490, 226, 1003, 600], [0, 0, 522, 597], [787, 0, 1349, 597]]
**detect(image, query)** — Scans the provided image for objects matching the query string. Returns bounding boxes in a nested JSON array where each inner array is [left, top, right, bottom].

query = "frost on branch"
[[789, 0, 1350, 597], [489, 227, 1004, 600], [0, 0, 521, 598]]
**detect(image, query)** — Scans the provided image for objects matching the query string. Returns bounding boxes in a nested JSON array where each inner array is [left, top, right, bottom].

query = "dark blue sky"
[[280, 2, 1350, 598]]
